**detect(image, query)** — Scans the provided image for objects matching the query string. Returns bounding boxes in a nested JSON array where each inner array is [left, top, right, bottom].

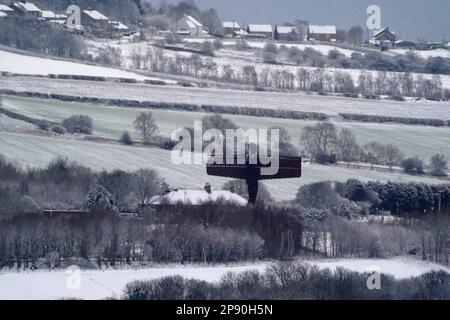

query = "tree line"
[[123, 262, 450, 300]]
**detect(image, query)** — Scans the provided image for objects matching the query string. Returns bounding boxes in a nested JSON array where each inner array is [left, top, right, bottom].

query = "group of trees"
[[0, 155, 164, 215], [300, 121, 448, 176], [123, 44, 450, 100], [0, 18, 85, 59], [123, 263, 450, 300]]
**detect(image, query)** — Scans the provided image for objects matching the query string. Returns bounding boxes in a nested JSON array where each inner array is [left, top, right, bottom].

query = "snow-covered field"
[[2, 95, 450, 160], [0, 257, 448, 300], [0, 50, 165, 82], [0, 132, 446, 201], [1, 76, 450, 120]]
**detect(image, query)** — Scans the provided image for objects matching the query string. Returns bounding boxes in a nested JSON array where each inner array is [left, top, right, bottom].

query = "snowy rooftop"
[[184, 14, 202, 28], [277, 26, 296, 34], [248, 24, 273, 33], [41, 10, 67, 19], [309, 25, 337, 35], [109, 20, 129, 30], [154, 189, 248, 206], [0, 11, 6, 18], [223, 21, 241, 29], [13, 1, 41, 12], [0, 4, 14, 11], [83, 10, 109, 21]]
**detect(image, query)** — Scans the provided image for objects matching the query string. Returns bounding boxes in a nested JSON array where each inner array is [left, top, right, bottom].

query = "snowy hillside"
[[0, 50, 163, 82]]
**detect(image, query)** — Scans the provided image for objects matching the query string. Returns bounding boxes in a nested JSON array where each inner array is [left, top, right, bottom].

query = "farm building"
[[308, 25, 337, 42], [246, 24, 273, 39], [223, 21, 241, 37], [12, 1, 41, 18], [274, 25, 298, 41], [177, 14, 205, 37], [0, 4, 14, 18]]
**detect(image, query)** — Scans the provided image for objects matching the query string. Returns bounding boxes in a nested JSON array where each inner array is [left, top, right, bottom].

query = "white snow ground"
[[0, 50, 156, 81], [0, 257, 449, 300]]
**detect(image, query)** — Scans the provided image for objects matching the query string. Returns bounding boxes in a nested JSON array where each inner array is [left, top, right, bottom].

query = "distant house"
[[81, 9, 110, 34], [223, 21, 241, 37], [395, 40, 416, 49], [274, 25, 297, 41], [372, 27, 396, 47], [246, 24, 273, 39], [41, 10, 67, 24], [151, 189, 248, 206], [0, 4, 14, 18], [177, 14, 205, 37], [308, 25, 337, 42], [12, 1, 41, 18]]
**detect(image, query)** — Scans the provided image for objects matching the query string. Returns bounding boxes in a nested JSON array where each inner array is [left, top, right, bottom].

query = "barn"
[[308, 25, 337, 42]]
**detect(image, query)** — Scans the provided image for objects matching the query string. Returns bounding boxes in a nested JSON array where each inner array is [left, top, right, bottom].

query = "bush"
[[430, 153, 448, 177], [119, 131, 134, 145], [37, 119, 51, 131], [62, 115, 93, 134], [51, 125, 66, 135], [401, 157, 425, 174]]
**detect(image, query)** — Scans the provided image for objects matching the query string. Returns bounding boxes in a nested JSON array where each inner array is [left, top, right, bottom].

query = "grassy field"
[[0, 132, 447, 201], [2, 95, 450, 160], [1, 75, 450, 119]]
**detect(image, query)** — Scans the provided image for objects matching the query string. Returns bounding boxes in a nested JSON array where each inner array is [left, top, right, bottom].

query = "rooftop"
[[247, 24, 273, 33], [184, 14, 202, 28], [83, 10, 109, 21], [277, 26, 296, 34], [0, 4, 14, 11], [13, 1, 41, 12], [153, 189, 248, 206], [309, 25, 337, 35], [223, 21, 241, 29]]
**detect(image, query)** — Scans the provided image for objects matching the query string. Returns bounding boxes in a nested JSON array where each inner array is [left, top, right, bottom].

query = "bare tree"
[[337, 129, 360, 166], [134, 169, 163, 206], [133, 112, 159, 144], [383, 144, 404, 171]]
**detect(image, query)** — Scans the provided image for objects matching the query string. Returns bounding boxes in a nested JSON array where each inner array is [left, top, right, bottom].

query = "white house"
[[12, 1, 41, 18], [308, 25, 337, 42], [246, 24, 273, 39], [152, 189, 248, 206], [177, 14, 205, 37]]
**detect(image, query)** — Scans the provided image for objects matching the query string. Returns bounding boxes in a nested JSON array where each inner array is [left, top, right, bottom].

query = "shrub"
[[430, 153, 448, 177], [62, 115, 93, 134], [51, 125, 66, 135], [119, 131, 134, 145], [401, 157, 425, 174], [37, 119, 51, 131]]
